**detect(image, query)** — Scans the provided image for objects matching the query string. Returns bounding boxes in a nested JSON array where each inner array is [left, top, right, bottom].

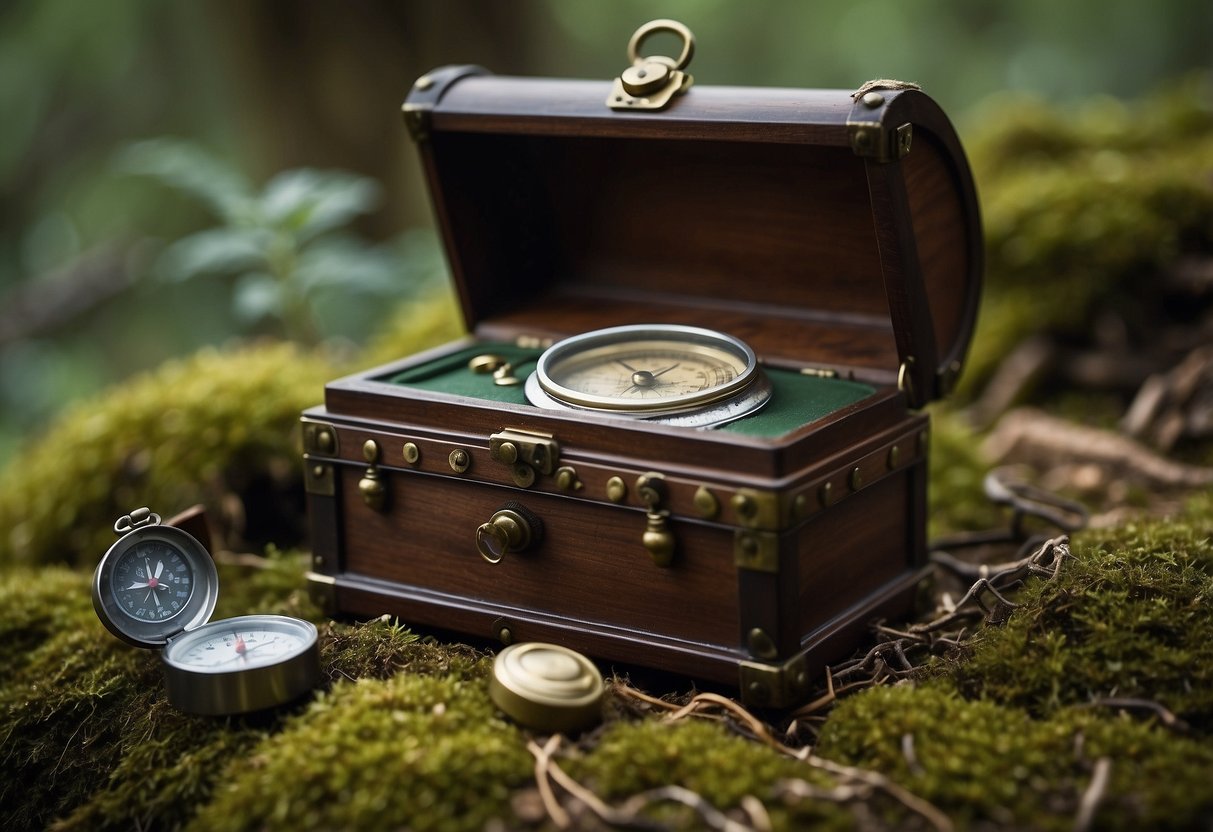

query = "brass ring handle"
[[626, 19, 694, 70], [475, 505, 541, 565], [476, 521, 512, 564]]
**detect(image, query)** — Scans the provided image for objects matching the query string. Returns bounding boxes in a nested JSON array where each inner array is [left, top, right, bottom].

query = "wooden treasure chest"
[[302, 22, 982, 707]]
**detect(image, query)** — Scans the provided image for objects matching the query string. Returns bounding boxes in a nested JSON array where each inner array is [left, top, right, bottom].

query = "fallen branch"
[[984, 408, 1213, 488]]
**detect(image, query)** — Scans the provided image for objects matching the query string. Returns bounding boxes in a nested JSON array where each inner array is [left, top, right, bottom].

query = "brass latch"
[[489, 428, 559, 488], [608, 19, 694, 112]]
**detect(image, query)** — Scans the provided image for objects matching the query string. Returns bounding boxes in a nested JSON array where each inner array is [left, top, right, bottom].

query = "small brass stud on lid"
[[490, 643, 604, 734]]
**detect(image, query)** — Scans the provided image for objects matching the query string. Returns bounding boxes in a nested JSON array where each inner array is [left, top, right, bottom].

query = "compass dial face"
[[110, 539, 195, 623], [93, 524, 218, 650], [525, 324, 771, 427], [164, 616, 317, 673]]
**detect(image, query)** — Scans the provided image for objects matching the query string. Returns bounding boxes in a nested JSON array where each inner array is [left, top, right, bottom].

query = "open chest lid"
[[403, 37, 981, 407]]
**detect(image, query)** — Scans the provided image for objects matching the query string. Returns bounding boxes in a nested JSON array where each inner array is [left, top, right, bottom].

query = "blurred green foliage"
[[118, 138, 424, 344]]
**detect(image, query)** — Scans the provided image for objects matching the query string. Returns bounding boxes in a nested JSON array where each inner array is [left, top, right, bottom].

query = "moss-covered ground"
[[2, 87, 1213, 830]]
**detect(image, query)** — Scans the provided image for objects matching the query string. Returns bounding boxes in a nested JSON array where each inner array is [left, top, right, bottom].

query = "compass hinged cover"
[[302, 38, 981, 707]]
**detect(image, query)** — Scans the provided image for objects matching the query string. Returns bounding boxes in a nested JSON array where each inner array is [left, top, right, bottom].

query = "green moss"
[[187, 672, 530, 832], [570, 719, 853, 830], [956, 83, 1213, 397], [0, 343, 334, 569], [946, 513, 1213, 734], [816, 682, 1213, 831]]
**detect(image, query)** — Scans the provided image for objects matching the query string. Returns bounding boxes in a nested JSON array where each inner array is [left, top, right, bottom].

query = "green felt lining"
[[381, 344, 875, 438]]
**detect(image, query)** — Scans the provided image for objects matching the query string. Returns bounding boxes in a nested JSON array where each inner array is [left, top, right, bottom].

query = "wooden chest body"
[[303, 65, 981, 707]]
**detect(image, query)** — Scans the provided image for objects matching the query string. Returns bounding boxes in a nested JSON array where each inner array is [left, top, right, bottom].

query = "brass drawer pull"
[[475, 502, 543, 564]]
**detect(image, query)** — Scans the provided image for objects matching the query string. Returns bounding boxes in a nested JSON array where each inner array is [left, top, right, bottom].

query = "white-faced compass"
[[524, 324, 772, 428], [92, 507, 321, 716]]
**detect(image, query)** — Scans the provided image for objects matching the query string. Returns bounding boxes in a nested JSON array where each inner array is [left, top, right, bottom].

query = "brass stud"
[[316, 429, 334, 453], [849, 466, 864, 491], [819, 481, 833, 506], [313, 555, 324, 566], [606, 476, 627, 503], [732, 493, 758, 520], [693, 486, 719, 519], [747, 681, 769, 704], [862, 91, 884, 108], [747, 627, 778, 660], [555, 466, 582, 492], [415, 74, 434, 91], [497, 441, 519, 465], [402, 442, 420, 465], [449, 448, 471, 473], [888, 444, 902, 469], [498, 626, 513, 645], [793, 493, 808, 521], [312, 465, 327, 480], [363, 439, 380, 463]]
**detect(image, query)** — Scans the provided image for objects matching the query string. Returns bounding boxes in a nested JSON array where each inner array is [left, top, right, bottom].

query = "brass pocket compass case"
[[92, 508, 321, 716], [524, 324, 772, 428]]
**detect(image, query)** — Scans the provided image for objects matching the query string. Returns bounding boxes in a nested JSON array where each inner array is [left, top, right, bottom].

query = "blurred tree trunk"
[[200, 1, 544, 238]]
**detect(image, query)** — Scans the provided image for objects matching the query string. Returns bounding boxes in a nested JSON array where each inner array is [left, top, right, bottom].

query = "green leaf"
[[114, 138, 256, 225], [259, 170, 380, 242], [157, 228, 270, 283], [231, 272, 282, 323], [293, 237, 400, 295]]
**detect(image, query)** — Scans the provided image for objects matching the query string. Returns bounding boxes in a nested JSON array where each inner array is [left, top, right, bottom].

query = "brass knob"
[[476, 502, 543, 564], [359, 468, 386, 511], [642, 510, 675, 567]]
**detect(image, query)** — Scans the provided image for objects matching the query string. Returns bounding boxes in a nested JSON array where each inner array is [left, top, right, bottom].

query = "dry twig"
[[1073, 757, 1112, 832]]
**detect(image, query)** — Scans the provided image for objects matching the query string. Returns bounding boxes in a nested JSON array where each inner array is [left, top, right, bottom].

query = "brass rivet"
[[693, 486, 719, 519], [819, 481, 833, 506], [849, 466, 863, 491], [747, 681, 769, 703], [793, 493, 808, 520], [793, 670, 809, 690], [497, 441, 519, 465], [740, 535, 759, 555], [747, 627, 777, 660], [415, 74, 434, 91], [312, 465, 326, 479], [363, 439, 380, 463], [888, 444, 901, 469], [862, 91, 884, 108], [449, 449, 470, 473], [313, 555, 324, 566], [316, 429, 334, 453], [732, 493, 757, 519], [403, 442, 420, 465], [555, 466, 582, 491], [497, 626, 513, 645], [606, 476, 627, 503]]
